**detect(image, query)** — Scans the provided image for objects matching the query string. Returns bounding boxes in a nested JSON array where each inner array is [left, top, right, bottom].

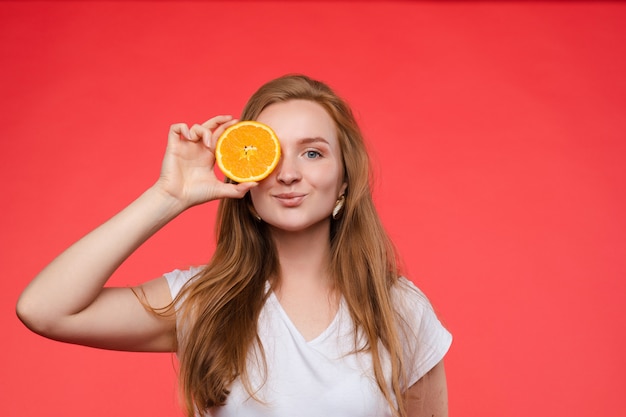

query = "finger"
[[202, 115, 234, 131], [169, 123, 191, 141], [210, 118, 239, 149], [189, 124, 211, 146]]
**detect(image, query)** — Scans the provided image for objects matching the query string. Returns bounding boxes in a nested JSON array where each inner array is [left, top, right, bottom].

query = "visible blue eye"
[[305, 150, 322, 159]]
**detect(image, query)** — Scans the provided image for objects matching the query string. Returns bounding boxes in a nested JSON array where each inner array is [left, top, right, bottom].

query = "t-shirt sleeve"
[[393, 277, 452, 387], [164, 266, 204, 300]]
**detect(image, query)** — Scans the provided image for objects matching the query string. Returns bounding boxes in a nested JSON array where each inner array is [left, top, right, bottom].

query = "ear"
[[339, 181, 348, 196]]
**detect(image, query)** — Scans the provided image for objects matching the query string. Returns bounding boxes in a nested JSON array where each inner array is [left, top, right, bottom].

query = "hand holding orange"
[[215, 121, 281, 183]]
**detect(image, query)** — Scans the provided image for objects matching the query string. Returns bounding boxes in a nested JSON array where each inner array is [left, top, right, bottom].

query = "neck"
[[270, 220, 333, 289]]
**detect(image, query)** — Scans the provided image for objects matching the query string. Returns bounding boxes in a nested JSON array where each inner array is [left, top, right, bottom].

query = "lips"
[[273, 192, 307, 207]]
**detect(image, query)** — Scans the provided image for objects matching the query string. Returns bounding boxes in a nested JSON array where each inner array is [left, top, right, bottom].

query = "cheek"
[[314, 167, 345, 195], [249, 178, 273, 209], [249, 187, 263, 209]]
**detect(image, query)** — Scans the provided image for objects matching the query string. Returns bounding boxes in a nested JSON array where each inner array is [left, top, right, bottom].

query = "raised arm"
[[16, 116, 256, 352]]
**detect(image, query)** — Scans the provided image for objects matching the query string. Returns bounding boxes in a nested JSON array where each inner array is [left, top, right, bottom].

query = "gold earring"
[[332, 195, 345, 220]]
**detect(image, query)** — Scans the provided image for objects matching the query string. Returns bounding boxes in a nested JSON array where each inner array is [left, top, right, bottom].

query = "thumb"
[[219, 182, 259, 199]]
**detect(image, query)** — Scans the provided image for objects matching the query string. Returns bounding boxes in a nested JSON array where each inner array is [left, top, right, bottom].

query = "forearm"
[[17, 184, 185, 328]]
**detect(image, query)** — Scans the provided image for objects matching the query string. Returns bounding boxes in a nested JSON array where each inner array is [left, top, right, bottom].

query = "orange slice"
[[215, 121, 281, 183]]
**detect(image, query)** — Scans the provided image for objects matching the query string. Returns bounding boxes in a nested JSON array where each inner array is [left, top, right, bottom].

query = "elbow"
[[16, 293, 40, 333], [16, 293, 58, 337]]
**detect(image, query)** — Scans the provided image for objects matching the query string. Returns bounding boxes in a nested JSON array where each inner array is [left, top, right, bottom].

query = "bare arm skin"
[[405, 360, 449, 417], [16, 116, 256, 352]]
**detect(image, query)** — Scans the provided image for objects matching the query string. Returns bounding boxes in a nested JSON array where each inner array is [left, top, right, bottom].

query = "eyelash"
[[304, 150, 323, 159]]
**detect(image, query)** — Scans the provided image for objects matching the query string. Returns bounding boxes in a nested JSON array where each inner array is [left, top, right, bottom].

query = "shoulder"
[[391, 277, 453, 384], [390, 277, 432, 317], [390, 276, 448, 335], [163, 266, 204, 299]]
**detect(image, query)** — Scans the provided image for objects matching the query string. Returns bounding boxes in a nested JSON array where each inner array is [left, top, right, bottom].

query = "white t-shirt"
[[165, 268, 452, 417]]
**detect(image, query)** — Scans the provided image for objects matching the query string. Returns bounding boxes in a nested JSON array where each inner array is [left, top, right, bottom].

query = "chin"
[[265, 217, 331, 234]]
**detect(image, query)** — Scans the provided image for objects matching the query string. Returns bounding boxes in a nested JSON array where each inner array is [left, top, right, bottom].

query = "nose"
[[275, 155, 302, 185]]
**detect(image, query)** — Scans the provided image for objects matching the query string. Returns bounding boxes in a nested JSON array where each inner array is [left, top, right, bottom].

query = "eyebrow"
[[296, 137, 330, 146]]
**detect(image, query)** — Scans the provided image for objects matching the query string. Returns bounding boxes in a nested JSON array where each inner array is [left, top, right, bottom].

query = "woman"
[[17, 75, 451, 417]]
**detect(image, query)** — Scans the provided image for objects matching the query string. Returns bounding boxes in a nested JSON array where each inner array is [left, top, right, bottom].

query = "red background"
[[2, 1, 625, 416]]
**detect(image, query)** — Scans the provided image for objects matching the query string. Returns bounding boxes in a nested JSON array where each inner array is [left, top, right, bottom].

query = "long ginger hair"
[[173, 74, 409, 416]]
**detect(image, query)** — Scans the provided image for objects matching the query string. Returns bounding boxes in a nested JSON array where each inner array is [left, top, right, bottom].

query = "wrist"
[[143, 183, 189, 222]]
